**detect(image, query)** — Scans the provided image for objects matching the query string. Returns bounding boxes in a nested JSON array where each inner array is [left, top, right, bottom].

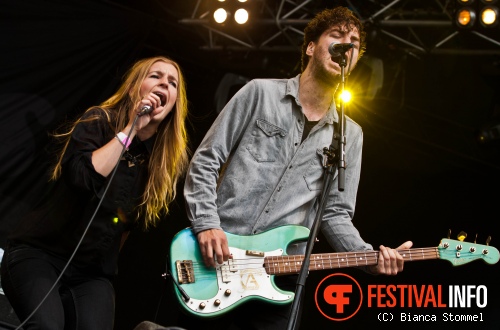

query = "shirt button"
[[277, 187, 281, 191], [294, 142, 298, 146], [289, 165, 292, 169], [265, 209, 269, 213]]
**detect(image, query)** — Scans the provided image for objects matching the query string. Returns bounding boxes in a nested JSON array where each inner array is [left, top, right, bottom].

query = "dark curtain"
[[0, 0, 154, 245]]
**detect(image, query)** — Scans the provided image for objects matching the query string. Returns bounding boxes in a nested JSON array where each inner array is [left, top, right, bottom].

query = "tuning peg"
[[447, 229, 451, 239], [486, 236, 491, 246], [474, 233, 478, 244], [457, 231, 467, 242]]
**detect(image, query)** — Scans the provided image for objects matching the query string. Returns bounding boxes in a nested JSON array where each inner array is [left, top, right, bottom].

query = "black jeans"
[[0, 243, 115, 330]]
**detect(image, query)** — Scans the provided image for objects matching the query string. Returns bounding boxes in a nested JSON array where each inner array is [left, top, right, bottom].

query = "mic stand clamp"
[[322, 140, 339, 169]]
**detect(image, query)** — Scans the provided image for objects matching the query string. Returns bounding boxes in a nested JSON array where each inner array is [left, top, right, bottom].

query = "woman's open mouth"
[[153, 92, 166, 106]]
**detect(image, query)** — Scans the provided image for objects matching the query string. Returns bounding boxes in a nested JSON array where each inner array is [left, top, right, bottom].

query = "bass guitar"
[[168, 225, 499, 318]]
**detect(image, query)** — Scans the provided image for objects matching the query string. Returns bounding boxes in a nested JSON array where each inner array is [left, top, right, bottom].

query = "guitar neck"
[[264, 247, 439, 275]]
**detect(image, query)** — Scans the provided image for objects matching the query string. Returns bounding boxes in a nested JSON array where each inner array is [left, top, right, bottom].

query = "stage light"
[[214, 8, 228, 24], [456, 7, 477, 28], [340, 90, 352, 104], [210, 0, 252, 26], [455, 0, 499, 29], [480, 6, 499, 26], [234, 9, 249, 24]]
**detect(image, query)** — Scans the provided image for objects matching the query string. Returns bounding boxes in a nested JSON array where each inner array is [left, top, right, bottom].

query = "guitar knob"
[[214, 299, 221, 307], [199, 302, 206, 309], [224, 289, 232, 296], [456, 244, 463, 251], [482, 249, 489, 255], [469, 246, 476, 253]]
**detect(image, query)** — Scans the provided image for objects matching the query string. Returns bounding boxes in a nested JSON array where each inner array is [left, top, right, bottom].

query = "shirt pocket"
[[303, 148, 325, 191], [246, 119, 287, 162]]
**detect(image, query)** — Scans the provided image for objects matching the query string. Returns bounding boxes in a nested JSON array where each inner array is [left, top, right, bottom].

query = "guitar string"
[[184, 247, 440, 268], [177, 247, 447, 280], [177, 246, 493, 283], [182, 246, 441, 268]]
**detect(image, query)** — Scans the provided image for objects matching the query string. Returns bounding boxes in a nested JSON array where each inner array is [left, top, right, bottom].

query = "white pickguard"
[[183, 247, 293, 315]]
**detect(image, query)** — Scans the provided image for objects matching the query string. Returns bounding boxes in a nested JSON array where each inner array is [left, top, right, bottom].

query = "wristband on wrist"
[[115, 132, 131, 149]]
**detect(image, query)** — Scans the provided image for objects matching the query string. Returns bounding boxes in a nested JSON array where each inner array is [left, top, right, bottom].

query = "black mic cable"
[[15, 112, 142, 330]]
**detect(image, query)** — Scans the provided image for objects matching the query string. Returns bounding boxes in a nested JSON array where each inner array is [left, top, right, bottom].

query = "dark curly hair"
[[301, 6, 366, 72]]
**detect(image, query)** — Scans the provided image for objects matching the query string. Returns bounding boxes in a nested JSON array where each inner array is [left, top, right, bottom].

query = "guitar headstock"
[[438, 231, 499, 266]]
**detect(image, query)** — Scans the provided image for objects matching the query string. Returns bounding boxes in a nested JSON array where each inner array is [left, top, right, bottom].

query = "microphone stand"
[[337, 52, 348, 191], [286, 51, 349, 330]]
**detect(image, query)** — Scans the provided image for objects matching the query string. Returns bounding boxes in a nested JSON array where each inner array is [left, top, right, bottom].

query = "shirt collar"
[[286, 74, 339, 125]]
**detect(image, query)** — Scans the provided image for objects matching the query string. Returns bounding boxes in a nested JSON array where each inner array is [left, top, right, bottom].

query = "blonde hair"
[[51, 56, 190, 229]]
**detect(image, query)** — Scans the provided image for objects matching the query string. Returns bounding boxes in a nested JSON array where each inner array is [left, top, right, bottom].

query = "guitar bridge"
[[246, 250, 265, 257], [175, 260, 195, 284]]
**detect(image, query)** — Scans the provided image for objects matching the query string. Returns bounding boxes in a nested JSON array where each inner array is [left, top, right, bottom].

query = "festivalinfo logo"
[[315, 273, 489, 323]]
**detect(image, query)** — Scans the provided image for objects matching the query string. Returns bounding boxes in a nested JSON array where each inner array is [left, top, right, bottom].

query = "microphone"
[[328, 42, 354, 56], [137, 105, 153, 117]]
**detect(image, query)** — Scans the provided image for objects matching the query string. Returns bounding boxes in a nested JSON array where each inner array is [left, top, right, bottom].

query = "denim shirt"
[[184, 74, 373, 254]]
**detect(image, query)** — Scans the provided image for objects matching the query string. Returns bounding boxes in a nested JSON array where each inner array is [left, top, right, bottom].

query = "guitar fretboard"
[[264, 247, 439, 275]]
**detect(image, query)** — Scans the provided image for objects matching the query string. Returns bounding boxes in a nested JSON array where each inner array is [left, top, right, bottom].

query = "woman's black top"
[[8, 108, 154, 277]]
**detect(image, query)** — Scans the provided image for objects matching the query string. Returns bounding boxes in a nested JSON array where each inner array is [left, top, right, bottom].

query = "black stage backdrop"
[[0, 1, 499, 330]]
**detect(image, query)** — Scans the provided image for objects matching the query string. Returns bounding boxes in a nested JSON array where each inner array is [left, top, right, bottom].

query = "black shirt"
[[8, 108, 154, 277], [301, 117, 319, 143]]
